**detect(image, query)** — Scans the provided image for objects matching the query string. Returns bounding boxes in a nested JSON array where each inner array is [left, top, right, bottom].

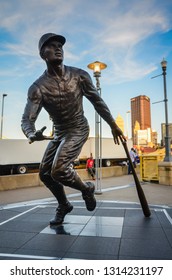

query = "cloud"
[[82, 1, 171, 83], [0, 0, 171, 140], [0, 0, 172, 84]]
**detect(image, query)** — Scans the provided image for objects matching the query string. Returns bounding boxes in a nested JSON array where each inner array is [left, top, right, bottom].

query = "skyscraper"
[[131, 95, 151, 144], [115, 114, 124, 134]]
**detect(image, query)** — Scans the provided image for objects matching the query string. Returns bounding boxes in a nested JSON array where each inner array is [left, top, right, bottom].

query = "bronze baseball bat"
[[120, 136, 151, 217]]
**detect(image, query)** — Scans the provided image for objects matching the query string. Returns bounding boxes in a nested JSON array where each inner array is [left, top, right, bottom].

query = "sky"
[[0, 0, 172, 142]]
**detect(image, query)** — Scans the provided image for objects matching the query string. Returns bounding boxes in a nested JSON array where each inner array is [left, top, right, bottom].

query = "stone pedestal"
[[158, 161, 172, 186]]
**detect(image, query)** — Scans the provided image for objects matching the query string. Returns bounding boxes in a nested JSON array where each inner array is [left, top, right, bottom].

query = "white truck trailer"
[[74, 137, 133, 168], [0, 137, 132, 175], [0, 139, 49, 175]]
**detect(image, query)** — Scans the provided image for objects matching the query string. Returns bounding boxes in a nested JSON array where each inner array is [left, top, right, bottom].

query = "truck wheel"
[[17, 165, 28, 174], [104, 160, 112, 167]]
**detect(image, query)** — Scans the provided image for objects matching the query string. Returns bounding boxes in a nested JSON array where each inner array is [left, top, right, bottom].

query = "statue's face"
[[42, 39, 64, 64]]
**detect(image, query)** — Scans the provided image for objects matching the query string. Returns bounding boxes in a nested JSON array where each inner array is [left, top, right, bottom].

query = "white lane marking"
[[0, 184, 133, 210], [0, 206, 38, 226], [163, 209, 172, 225], [0, 253, 59, 259]]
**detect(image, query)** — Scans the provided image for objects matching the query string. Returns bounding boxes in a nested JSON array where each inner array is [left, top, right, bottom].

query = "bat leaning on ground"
[[119, 136, 151, 217]]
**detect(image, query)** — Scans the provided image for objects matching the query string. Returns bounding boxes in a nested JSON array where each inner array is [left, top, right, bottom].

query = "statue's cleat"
[[82, 182, 96, 211], [50, 202, 73, 225]]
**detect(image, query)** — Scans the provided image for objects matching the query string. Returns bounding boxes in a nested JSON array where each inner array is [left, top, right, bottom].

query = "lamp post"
[[87, 61, 107, 193], [0, 94, 7, 139], [161, 59, 172, 162]]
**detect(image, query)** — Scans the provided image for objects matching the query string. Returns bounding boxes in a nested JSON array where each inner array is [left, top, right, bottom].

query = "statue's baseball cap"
[[38, 33, 66, 53]]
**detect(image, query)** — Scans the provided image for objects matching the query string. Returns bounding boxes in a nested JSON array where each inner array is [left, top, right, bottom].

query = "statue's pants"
[[39, 124, 89, 204]]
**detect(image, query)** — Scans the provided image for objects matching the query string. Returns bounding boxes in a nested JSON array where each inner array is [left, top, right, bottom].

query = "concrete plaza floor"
[[0, 174, 172, 260]]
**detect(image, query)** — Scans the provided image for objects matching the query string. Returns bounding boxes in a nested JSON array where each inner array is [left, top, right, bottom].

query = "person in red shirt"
[[86, 156, 95, 180]]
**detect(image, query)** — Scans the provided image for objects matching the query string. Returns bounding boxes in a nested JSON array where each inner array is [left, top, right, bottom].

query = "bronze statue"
[[21, 33, 125, 225]]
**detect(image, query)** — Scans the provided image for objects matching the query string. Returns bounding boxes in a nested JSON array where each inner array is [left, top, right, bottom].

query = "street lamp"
[[0, 94, 7, 139], [161, 59, 172, 162], [87, 61, 107, 193]]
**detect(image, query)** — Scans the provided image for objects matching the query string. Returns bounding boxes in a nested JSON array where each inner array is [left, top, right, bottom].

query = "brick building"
[[131, 95, 151, 145]]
